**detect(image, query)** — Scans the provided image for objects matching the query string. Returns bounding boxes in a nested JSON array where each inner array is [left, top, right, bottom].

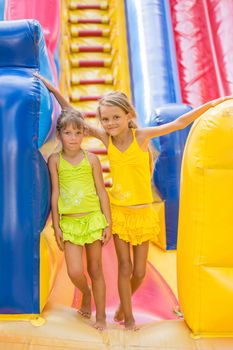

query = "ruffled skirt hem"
[[60, 211, 107, 246], [111, 204, 160, 246]]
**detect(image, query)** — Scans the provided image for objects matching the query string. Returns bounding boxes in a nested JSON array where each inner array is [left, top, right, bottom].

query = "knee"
[[67, 266, 84, 283], [118, 260, 132, 278], [132, 269, 146, 282], [87, 262, 102, 281]]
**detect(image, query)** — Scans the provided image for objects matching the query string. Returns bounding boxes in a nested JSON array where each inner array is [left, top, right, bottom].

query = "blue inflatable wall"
[[151, 105, 192, 249], [0, 20, 52, 313]]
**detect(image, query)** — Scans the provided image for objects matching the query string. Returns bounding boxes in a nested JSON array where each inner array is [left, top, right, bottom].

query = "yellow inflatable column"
[[177, 100, 233, 337], [40, 222, 63, 312]]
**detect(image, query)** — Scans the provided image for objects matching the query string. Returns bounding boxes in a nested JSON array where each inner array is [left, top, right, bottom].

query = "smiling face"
[[57, 123, 84, 152], [99, 104, 131, 136]]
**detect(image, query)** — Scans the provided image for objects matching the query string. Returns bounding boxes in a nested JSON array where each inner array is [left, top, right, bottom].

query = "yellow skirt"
[[111, 204, 160, 245]]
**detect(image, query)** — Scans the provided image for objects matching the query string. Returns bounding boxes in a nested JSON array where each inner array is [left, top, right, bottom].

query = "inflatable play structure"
[[0, 0, 233, 349]]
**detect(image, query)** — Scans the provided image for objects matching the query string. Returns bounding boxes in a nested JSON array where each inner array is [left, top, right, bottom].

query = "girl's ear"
[[128, 118, 138, 128], [56, 131, 60, 140]]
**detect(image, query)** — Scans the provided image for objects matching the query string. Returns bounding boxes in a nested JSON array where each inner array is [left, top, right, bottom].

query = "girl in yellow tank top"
[[48, 109, 111, 331], [34, 73, 231, 330], [93, 92, 230, 330]]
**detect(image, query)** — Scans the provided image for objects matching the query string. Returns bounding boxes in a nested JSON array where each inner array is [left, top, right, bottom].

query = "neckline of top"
[[60, 150, 87, 167], [110, 129, 136, 154]]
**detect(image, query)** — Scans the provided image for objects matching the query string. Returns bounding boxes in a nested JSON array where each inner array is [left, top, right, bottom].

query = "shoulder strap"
[[131, 128, 136, 139], [82, 149, 88, 159], [82, 150, 92, 167]]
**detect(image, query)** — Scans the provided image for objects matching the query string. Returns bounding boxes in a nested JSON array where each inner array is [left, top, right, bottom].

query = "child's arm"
[[33, 72, 70, 109], [86, 125, 109, 147], [88, 152, 112, 246], [33, 72, 109, 146], [48, 154, 64, 251], [139, 95, 233, 141]]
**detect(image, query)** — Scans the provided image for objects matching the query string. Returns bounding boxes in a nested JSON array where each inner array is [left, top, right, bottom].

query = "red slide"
[[170, 0, 233, 107]]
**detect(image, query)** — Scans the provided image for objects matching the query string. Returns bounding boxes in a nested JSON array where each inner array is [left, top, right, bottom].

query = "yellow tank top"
[[58, 151, 101, 214], [107, 129, 153, 206]]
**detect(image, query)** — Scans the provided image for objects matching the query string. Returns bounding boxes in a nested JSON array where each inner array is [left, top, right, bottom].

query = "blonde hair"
[[56, 108, 85, 133], [98, 91, 138, 128]]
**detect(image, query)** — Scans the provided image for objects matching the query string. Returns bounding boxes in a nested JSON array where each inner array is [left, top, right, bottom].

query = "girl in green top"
[[48, 108, 112, 331]]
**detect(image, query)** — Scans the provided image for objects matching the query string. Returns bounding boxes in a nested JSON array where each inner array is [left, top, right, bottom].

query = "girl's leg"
[[114, 240, 149, 325], [131, 240, 149, 294], [113, 235, 136, 329], [64, 241, 91, 317], [86, 240, 106, 330]]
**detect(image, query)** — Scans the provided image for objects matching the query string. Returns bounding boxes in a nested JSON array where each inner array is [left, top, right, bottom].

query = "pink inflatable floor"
[[72, 240, 179, 324]]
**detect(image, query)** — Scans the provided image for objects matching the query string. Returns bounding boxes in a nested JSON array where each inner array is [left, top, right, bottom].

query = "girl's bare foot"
[[77, 289, 91, 319], [114, 305, 124, 322], [94, 318, 106, 331], [124, 318, 139, 331]]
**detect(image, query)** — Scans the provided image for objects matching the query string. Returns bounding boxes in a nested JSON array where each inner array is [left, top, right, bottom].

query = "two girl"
[[35, 72, 231, 330]]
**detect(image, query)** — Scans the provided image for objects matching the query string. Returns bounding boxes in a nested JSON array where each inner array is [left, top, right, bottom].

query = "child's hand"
[[210, 95, 233, 107], [33, 72, 54, 92], [54, 227, 64, 251], [102, 226, 112, 246]]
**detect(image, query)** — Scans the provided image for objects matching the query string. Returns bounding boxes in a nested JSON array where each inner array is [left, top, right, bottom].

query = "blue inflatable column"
[[0, 20, 53, 314], [150, 104, 192, 249]]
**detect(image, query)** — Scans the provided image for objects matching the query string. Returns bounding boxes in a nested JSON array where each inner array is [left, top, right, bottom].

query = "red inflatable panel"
[[170, 0, 220, 106], [206, 0, 233, 95], [5, 0, 60, 54]]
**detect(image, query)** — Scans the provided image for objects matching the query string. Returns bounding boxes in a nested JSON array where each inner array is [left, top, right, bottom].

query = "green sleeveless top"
[[58, 151, 101, 214]]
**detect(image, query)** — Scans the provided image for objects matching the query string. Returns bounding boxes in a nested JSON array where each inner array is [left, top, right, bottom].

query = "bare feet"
[[77, 289, 91, 319], [124, 319, 139, 331], [77, 309, 91, 319], [94, 319, 106, 331], [113, 305, 124, 322]]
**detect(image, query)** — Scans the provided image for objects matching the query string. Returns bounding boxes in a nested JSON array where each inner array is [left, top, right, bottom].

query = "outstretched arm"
[[33, 72, 71, 109], [33, 72, 109, 146], [139, 95, 233, 141]]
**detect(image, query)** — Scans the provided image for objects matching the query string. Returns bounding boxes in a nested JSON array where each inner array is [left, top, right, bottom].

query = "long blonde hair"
[[98, 91, 154, 173], [98, 91, 138, 128]]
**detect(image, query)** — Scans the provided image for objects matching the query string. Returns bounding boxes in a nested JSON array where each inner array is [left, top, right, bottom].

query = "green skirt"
[[60, 211, 107, 246]]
